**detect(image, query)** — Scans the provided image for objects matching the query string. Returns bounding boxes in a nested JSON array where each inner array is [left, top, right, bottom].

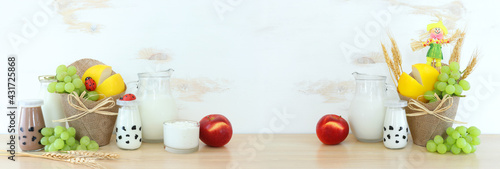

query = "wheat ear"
[[65, 157, 104, 169], [447, 29, 464, 46], [449, 30, 466, 64], [390, 36, 403, 77], [42, 152, 76, 159], [461, 50, 479, 80], [13, 152, 103, 169], [65, 151, 119, 160], [382, 43, 398, 86]]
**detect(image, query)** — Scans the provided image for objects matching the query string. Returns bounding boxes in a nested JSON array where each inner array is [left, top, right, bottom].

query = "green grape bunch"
[[424, 61, 471, 102], [426, 126, 481, 155], [47, 64, 90, 98], [48, 64, 84, 95], [40, 126, 100, 152]]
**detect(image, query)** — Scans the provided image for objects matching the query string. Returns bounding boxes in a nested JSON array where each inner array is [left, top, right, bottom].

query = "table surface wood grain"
[[1, 134, 497, 169]]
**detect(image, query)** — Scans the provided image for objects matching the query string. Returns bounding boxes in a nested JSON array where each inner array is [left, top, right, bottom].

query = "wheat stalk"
[[13, 152, 104, 169], [382, 43, 398, 86], [7, 151, 118, 169], [461, 50, 479, 80], [381, 34, 403, 86], [64, 151, 119, 160], [390, 36, 403, 77], [66, 157, 104, 169], [449, 30, 466, 64], [42, 152, 76, 159], [447, 29, 464, 46]]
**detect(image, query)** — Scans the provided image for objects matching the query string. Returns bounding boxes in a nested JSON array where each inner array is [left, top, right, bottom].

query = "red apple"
[[316, 114, 349, 145], [199, 114, 233, 147]]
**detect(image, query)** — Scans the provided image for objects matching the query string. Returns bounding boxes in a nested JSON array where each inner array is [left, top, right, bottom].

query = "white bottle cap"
[[19, 99, 44, 107], [385, 100, 407, 107], [116, 100, 138, 106]]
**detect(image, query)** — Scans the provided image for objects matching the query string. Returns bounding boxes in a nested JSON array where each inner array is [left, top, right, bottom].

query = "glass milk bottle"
[[115, 99, 142, 150], [383, 100, 409, 149], [133, 69, 178, 143], [349, 72, 388, 142], [38, 75, 65, 127]]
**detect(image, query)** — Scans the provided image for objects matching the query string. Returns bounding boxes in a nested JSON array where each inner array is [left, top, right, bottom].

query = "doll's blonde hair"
[[427, 21, 448, 35]]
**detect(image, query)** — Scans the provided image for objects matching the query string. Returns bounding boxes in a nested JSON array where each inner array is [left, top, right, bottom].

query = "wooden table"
[[1, 134, 497, 169]]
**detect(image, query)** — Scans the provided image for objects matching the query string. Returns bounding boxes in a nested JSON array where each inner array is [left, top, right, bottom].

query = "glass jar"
[[130, 69, 178, 143], [163, 120, 199, 154], [38, 75, 65, 127], [18, 99, 46, 151], [115, 100, 142, 150], [383, 100, 409, 149], [349, 72, 388, 142]]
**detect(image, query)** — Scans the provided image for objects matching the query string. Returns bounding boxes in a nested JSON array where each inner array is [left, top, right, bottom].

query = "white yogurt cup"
[[163, 120, 199, 153]]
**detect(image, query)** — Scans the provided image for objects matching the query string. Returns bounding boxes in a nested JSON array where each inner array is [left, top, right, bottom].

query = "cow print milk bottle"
[[115, 99, 142, 150], [383, 100, 409, 149]]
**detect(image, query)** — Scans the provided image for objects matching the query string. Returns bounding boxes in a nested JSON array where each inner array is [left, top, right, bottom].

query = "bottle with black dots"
[[383, 100, 409, 149], [115, 95, 142, 150]]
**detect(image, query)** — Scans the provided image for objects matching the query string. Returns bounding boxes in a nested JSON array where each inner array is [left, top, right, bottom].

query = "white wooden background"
[[1, 0, 499, 134]]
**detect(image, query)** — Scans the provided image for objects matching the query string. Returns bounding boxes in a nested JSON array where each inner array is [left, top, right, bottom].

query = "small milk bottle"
[[383, 100, 409, 149], [115, 99, 142, 150]]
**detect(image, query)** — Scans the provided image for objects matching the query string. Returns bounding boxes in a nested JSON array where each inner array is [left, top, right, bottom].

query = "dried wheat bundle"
[[390, 36, 403, 77], [64, 151, 119, 160], [461, 50, 479, 80], [382, 35, 403, 86], [65, 157, 104, 169], [12, 152, 104, 169], [42, 152, 76, 159], [5, 151, 119, 169], [449, 29, 466, 64], [382, 43, 396, 85], [447, 29, 463, 46]]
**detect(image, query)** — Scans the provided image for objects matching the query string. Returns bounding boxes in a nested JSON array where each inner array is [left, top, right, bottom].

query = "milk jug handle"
[[386, 84, 397, 92], [385, 83, 399, 100], [126, 81, 139, 94]]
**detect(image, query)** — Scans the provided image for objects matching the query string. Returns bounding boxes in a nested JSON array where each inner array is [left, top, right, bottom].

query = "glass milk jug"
[[349, 72, 391, 142], [132, 69, 178, 143], [38, 75, 65, 127]]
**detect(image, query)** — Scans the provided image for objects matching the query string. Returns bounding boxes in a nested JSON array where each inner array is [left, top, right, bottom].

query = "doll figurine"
[[411, 20, 459, 71], [423, 21, 449, 68]]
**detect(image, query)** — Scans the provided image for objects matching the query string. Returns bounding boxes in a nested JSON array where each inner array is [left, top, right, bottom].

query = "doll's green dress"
[[426, 43, 443, 59]]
